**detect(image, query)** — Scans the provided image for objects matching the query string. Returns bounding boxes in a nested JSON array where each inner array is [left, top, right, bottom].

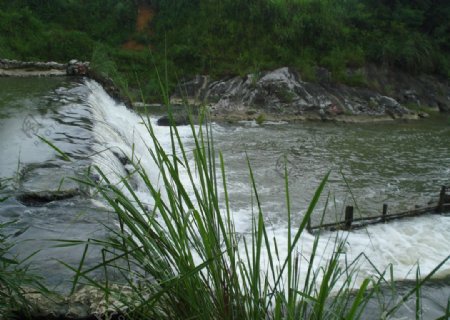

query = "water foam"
[[87, 80, 193, 207]]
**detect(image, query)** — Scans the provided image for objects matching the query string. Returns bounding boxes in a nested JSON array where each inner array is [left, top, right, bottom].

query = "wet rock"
[[112, 151, 130, 166], [16, 165, 81, 206], [16, 190, 80, 206], [418, 111, 430, 118], [437, 101, 450, 113], [157, 114, 189, 126]]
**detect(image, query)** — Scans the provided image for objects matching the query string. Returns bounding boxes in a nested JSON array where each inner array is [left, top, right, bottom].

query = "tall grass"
[[53, 106, 394, 320]]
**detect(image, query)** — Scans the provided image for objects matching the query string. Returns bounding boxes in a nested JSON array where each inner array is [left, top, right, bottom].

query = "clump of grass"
[[56, 106, 383, 320], [255, 113, 266, 125]]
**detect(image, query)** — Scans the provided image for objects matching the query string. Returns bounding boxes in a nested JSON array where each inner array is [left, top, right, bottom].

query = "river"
[[0, 77, 449, 319]]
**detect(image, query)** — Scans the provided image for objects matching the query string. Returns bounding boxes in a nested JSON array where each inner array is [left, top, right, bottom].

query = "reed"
[[58, 111, 405, 319]]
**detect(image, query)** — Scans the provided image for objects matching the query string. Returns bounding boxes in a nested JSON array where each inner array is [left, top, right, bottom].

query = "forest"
[[1, 0, 449, 100]]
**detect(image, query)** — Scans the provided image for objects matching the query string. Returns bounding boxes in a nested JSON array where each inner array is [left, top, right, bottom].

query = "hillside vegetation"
[[0, 0, 449, 101]]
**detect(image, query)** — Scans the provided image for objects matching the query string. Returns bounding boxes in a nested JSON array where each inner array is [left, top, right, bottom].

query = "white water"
[[86, 79, 450, 290], [87, 80, 194, 208]]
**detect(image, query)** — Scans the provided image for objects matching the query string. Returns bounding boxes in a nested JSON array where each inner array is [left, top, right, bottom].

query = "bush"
[[40, 29, 94, 62]]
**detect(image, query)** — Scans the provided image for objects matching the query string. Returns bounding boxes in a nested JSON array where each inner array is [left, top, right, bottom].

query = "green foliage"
[[0, 7, 45, 60], [149, 0, 449, 79], [0, 0, 449, 90], [256, 113, 266, 125], [41, 30, 94, 62], [91, 45, 129, 96]]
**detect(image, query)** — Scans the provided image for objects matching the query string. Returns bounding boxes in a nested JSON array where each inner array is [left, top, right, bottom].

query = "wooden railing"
[[308, 186, 450, 232]]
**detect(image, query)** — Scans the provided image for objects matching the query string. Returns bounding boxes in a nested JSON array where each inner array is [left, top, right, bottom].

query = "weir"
[[308, 186, 450, 232]]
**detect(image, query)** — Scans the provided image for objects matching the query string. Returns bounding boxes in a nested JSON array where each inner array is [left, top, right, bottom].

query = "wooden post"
[[438, 186, 446, 213], [344, 206, 354, 229], [382, 204, 388, 222]]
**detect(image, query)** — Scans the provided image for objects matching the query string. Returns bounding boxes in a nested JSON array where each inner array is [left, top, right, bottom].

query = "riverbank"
[[1, 59, 449, 124], [171, 66, 449, 123]]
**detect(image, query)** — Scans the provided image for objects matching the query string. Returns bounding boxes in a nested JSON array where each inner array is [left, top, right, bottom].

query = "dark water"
[[0, 77, 449, 318], [0, 77, 112, 289]]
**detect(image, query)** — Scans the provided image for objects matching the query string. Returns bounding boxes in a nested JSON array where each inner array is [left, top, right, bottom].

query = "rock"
[[378, 96, 399, 108], [173, 75, 210, 102], [315, 67, 332, 83], [16, 190, 80, 206], [438, 101, 450, 113], [172, 67, 415, 122], [12, 285, 131, 320], [66, 60, 89, 76], [157, 114, 189, 126], [16, 165, 82, 206], [112, 151, 130, 166]]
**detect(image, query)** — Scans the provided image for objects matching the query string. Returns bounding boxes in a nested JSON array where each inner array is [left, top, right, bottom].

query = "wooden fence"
[[308, 186, 450, 232]]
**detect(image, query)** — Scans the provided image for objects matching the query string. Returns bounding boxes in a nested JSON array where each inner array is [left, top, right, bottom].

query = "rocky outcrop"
[[171, 67, 450, 122]]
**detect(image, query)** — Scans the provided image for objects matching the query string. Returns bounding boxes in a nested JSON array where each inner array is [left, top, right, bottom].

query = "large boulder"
[[170, 66, 449, 122], [156, 114, 189, 126]]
